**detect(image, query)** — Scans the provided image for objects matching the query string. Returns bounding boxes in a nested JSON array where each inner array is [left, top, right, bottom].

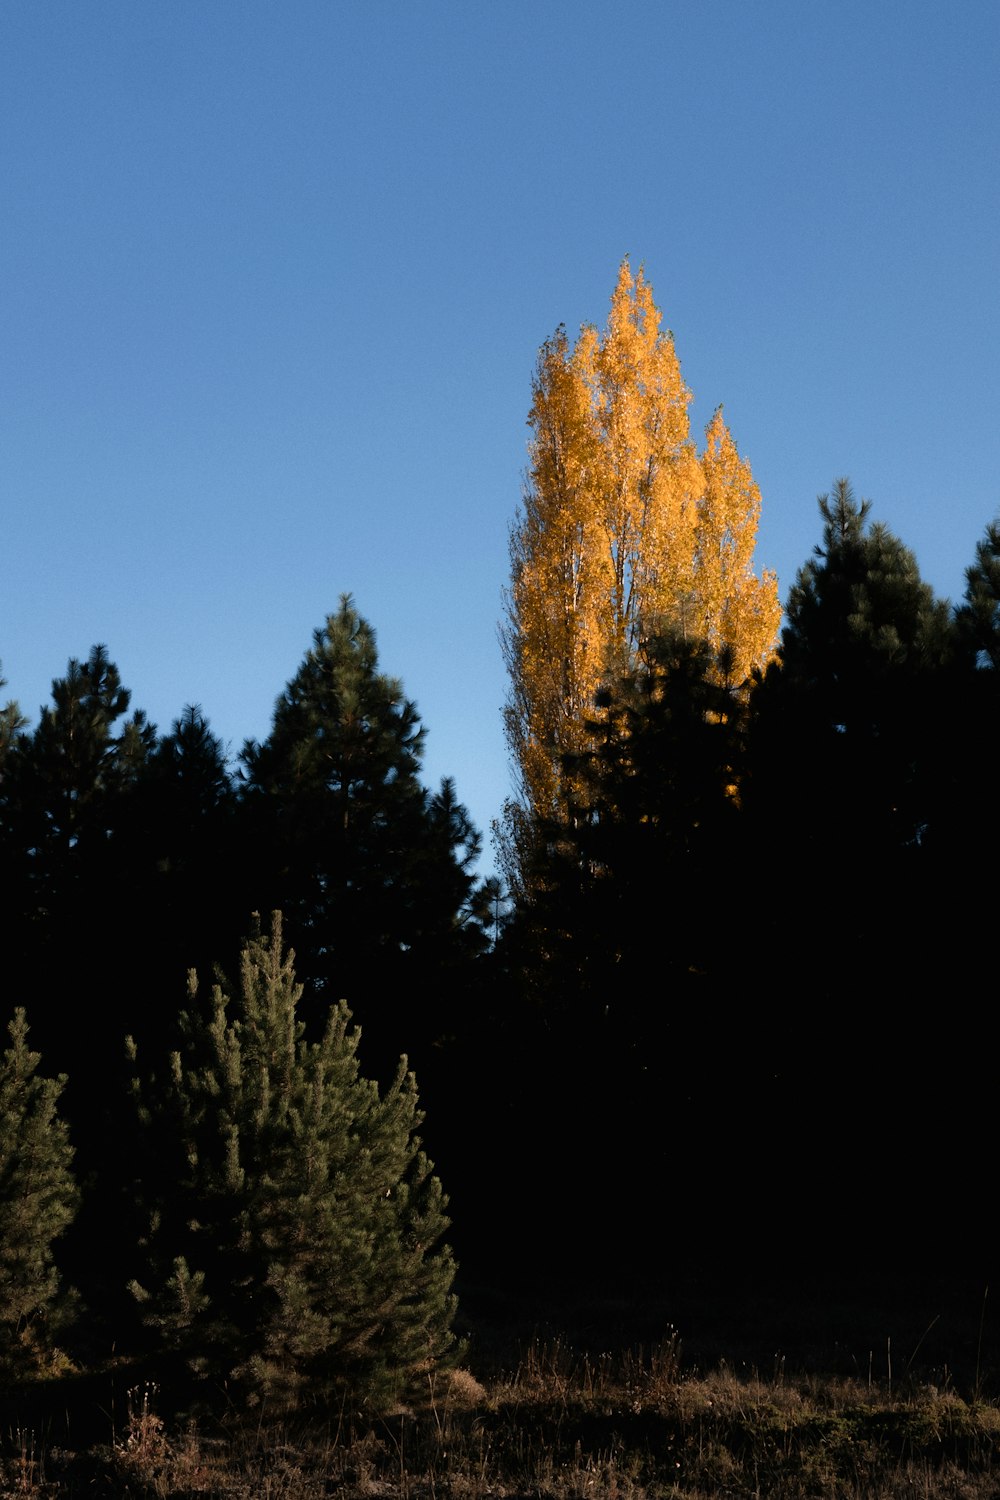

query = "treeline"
[[0, 594, 491, 1092], [0, 596, 488, 1411], [491, 480, 1000, 1290], [491, 261, 999, 1299], [3, 480, 998, 1386], [3, 492, 1000, 1408]]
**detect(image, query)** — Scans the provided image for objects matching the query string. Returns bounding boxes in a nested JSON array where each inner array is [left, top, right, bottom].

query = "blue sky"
[[3, 1, 998, 867]]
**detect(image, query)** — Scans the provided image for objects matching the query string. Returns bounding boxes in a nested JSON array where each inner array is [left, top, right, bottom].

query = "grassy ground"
[[3, 1319, 998, 1498]]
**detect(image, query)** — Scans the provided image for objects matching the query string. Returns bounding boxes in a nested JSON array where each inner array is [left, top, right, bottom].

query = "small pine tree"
[[0, 1009, 78, 1382], [128, 913, 458, 1411]]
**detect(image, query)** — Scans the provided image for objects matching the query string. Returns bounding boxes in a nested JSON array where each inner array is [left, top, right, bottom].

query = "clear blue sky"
[[3, 1, 998, 868]]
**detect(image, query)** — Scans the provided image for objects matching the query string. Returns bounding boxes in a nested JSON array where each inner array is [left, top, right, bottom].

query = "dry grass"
[[1, 1337, 997, 1498]]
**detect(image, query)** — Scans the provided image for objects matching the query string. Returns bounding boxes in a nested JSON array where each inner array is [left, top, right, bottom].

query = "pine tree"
[[0, 663, 26, 776], [0, 668, 28, 986], [128, 913, 458, 1411], [779, 480, 952, 694], [123, 705, 242, 1002], [933, 517, 1000, 916], [740, 488, 980, 1265], [239, 596, 485, 1057], [770, 479, 954, 847], [0, 1010, 78, 1383], [956, 517, 1000, 670], [518, 628, 748, 1006], [0, 646, 157, 1094], [501, 262, 778, 882], [746, 479, 956, 980], [4, 644, 154, 906]]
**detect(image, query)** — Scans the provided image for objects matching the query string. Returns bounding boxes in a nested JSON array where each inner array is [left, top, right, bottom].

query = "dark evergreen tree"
[[1, 647, 155, 1075], [483, 632, 755, 1285], [72, 708, 247, 1336], [0, 650, 165, 1336], [0, 668, 28, 990], [0, 664, 26, 777], [778, 480, 952, 721], [742, 483, 971, 1269], [117, 706, 244, 1041], [750, 479, 954, 879], [144, 705, 235, 851], [128, 913, 458, 1412], [239, 597, 485, 1064], [0, 1010, 77, 1384], [956, 517, 1000, 670], [3, 645, 154, 912], [936, 517, 1000, 955], [512, 631, 747, 1008]]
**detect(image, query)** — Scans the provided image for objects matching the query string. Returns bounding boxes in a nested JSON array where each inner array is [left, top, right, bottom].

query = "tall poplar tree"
[[501, 262, 779, 879], [693, 408, 783, 682]]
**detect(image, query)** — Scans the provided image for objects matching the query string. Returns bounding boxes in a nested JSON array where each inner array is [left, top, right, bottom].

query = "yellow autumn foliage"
[[693, 406, 781, 684], [501, 260, 779, 866]]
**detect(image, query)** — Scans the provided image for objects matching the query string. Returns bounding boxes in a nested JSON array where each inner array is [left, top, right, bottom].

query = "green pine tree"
[[0, 1009, 78, 1383], [957, 517, 1000, 670], [238, 595, 486, 1060], [128, 913, 458, 1412], [740, 486, 984, 1266], [932, 517, 1000, 936], [0, 662, 26, 776], [754, 479, 954, 859], [5, 644, 154, 903], [0, 646, 157, 1135], [117, 705, 243, 1043]]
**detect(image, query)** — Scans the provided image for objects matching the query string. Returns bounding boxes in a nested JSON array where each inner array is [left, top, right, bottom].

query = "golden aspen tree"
[[501, 261, 778, 880], [575, 259, 705, 664], [691, 408, 781, 683], [501, 327, 602, 836]]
